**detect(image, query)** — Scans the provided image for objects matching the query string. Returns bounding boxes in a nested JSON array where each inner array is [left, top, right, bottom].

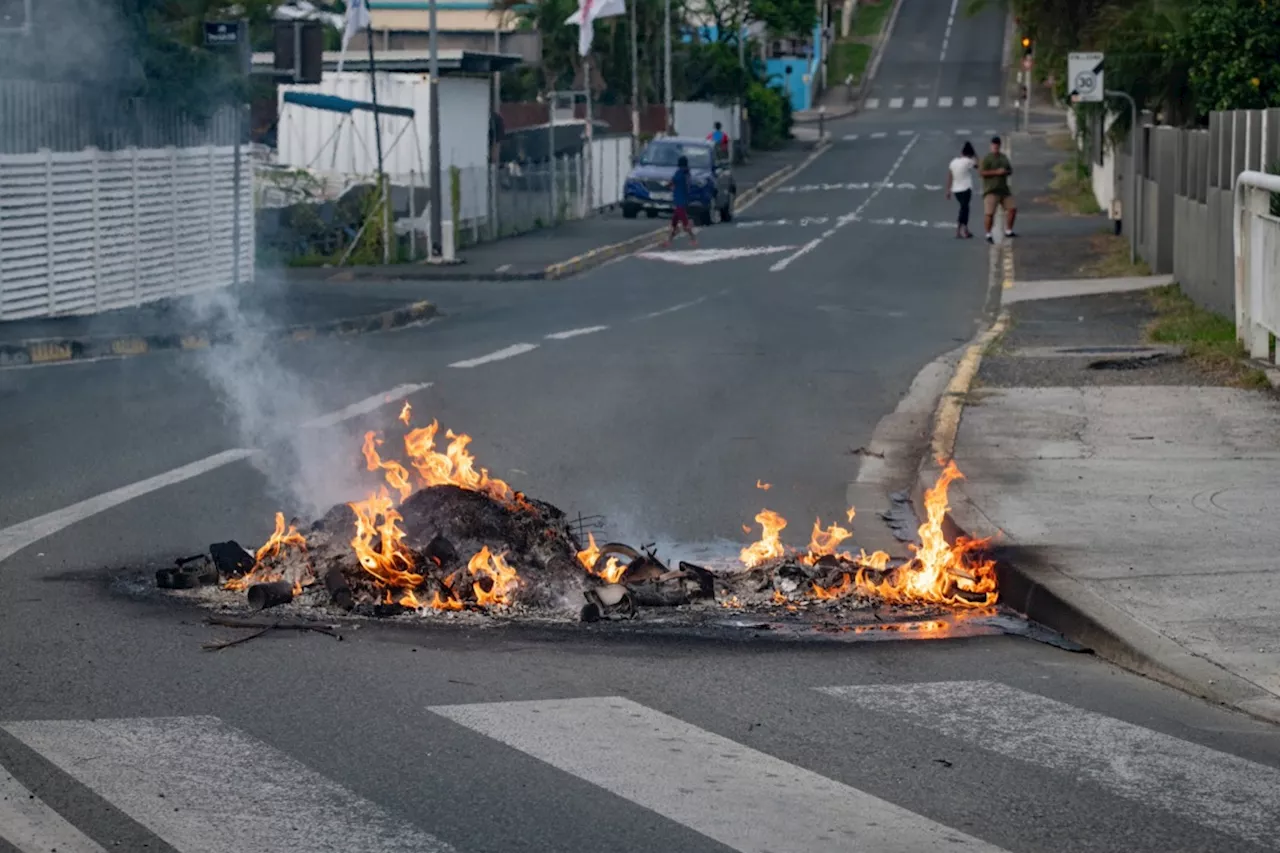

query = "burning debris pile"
[[159, 401, 998, 625]]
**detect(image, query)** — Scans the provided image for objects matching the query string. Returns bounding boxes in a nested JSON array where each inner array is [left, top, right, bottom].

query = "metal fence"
[[1091, 106, 1280, 320], [449, 135, 633, 248], [0, 79, 239, 155]]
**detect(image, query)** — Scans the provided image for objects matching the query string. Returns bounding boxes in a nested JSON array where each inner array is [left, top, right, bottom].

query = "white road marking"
[[300, 382, 433, 429], [924, 183, 942, 190], [865, 97, 880, 109], [940, 0, 959, 62], [636, 296, 709, 320], [0, 449, 256, 564], [888, 97, 904, 108], [955, 128, 972, 135], [448, 343, 539, 368], [963, 96, 977, 107], [899, 129, 914, 136], [912, 96, 928, 108], [545, 325, 608, 340], [987, 95, 1001, 107], [843, 133, 859, 140], [771, 134, 919, 272], [937, 96, 953, 107], [984, 128, 997, 135], [0, 761, 107, 853], [2, 717, 456, 853], [821, 681, 1280, 849], [637, 246, 795, 265], [431, 697, 1010, 853], [871, 131, 887, 138]]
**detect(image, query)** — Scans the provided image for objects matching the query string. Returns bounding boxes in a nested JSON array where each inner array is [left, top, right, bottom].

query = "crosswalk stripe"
[[888, 97, 904, 108], [912, 97, 928, 108], [865, 97, 880, 109], [843, 133, 858, 140], [819, 681, 1280, 849], [0, 717, 456, 853], [963, 96, 977, 107], [1, 762, 106, 853], [430, 696, 1011, 853], [937, 96, 953, 107], [987, 95, 1001, 107]]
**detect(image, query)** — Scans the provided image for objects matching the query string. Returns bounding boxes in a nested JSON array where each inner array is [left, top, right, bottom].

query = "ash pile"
[[155, 403, 1000, 624]]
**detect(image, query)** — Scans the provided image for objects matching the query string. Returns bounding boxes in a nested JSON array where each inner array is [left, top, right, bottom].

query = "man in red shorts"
[[664, 154, 697, 247]]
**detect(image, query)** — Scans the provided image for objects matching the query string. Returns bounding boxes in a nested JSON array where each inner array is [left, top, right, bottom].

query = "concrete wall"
[[1093, 107, 1280, 318]]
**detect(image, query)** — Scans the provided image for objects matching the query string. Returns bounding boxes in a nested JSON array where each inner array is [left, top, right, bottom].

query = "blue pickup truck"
[[621, 137, 736, 226]]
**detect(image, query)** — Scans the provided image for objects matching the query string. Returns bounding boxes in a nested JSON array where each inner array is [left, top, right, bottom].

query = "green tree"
[[1177, 0, 1280, 115]]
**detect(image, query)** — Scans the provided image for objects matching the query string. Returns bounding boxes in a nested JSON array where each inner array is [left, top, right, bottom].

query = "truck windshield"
[[638, 142, 713, 170]]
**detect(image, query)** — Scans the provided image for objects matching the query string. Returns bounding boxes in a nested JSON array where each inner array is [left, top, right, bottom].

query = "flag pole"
[[365, 18, 389, 262]]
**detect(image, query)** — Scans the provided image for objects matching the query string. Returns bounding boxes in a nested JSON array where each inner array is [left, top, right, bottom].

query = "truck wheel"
[[720, 193, 734, 222]]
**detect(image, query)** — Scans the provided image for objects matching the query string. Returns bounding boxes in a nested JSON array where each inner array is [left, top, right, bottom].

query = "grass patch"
[[1146, 284, 1273, 388], [1078, 233, 1151, 278], [1048, 160, 1102, 216], [829, 40, 873, 85], [850, 0, 892, 38]]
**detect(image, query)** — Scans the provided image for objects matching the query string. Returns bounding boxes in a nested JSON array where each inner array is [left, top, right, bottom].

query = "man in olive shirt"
[[979, 135, 1017, 243]]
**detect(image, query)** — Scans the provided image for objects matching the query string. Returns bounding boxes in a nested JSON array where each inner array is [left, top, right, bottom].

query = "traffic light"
[[1021, 36, 1032, 58]]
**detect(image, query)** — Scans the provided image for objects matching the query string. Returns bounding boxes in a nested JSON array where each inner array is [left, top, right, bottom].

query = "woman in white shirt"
[[945, 142, 977, 239]]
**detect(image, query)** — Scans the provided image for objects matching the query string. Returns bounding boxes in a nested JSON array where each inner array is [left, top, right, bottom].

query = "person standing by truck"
[[663, 155, 697, 248]]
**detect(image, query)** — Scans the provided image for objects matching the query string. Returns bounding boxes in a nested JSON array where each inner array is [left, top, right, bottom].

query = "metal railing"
[[1233, 170, 1280, 364]]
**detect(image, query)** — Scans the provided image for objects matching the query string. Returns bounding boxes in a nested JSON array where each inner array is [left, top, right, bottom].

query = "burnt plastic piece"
[[247, 581, 294, 610], [155, 568, 177, 589], [210, 541, 255, 578], [678, 561, 716, 598], [424, 534, 458, 568]]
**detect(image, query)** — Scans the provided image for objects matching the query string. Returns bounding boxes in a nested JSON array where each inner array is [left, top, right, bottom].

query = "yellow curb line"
[[930, 310, 1010, 461]]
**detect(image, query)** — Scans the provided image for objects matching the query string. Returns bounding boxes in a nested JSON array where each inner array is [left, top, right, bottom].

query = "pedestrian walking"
[[707, 121, 730, 158], [945, 141, 977, 239], [663, 155, 697, 248], [979, 135, 1017, 243]]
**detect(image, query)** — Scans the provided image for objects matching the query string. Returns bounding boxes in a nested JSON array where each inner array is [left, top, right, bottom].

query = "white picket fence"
[[0, 145, 252, 321], [1234, 171, 1280, 364]]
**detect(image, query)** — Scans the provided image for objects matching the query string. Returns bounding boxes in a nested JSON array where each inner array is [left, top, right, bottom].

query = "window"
[[638, 141, 713, 170]]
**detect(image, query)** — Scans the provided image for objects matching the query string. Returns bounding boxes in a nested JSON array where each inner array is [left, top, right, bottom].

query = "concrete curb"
[[0, 300, 438, 368], [543, 140, 835, 280], [913, 303, 1280, 726]]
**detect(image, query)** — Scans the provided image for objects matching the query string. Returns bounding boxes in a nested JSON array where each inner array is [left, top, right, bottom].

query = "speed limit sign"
[[1068, 52, 1104, 102]]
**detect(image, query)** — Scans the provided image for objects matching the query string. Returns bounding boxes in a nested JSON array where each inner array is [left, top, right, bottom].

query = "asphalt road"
[[4, 0, 1280, 850]]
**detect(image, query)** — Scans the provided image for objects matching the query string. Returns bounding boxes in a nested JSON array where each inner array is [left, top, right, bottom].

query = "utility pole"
[[629, 0, 640, 142], [663, 0, 672, 133], [428, 0, 443, 258], [1105, 89, 1138, 266], [737, 0, 745, 154]]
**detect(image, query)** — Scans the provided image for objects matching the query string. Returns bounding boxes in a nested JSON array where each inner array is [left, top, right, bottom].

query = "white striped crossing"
[[862, 95, 999, 109], [4, 683, 1278, 853], [0, 762, 106, 853], [1, 716, 457, 853], [430, 696, 1010, 853], [820, 681, 1280, 850]]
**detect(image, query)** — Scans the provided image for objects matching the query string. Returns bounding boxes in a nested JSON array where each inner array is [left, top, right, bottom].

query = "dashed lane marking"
[[448, 343, 540, 368], [545, 325, 609, 340]]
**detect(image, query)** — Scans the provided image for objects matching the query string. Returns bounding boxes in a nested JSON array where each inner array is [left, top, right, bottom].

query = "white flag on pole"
[[565, 0, 626, 57], [338, 0, 372, 72]]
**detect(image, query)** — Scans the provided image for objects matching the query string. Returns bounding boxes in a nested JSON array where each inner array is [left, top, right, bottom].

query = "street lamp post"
[[663, 0, 672, 133], [630, 0, 639, 141], [428, 0, 443, 258]]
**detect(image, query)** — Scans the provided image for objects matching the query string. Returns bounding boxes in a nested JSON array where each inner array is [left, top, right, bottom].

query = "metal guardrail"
[[1233, 170, 1280, 364]]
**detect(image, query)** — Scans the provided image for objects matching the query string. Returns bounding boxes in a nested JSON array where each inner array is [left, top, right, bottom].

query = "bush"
[[746, 82, 792, 149]]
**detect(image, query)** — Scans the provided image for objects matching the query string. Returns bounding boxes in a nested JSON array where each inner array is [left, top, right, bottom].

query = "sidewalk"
[[936, 128, 1280, 724], [0, 141, 822, 363]]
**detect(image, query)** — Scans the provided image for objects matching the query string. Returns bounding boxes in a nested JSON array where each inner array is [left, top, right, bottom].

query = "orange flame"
[[399, 401, 412, 425], [576, 532, 601, 570], [404, 419, 516, 504], [772, 589, 787, 604], [756, 480, 771, 491], [576, 534, 626, 583], [468, 546, 520, 607], [431, 589, 464, 611], [224, 512, 308, 591], [800, 516, 853, 566], [349, 487, 423, 589], [362, 431, 414, 503], [854, 461, 998, 608], [740, 509, 788, 567], [846, 506, 856, 523], [812, 573, 854, 600]]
